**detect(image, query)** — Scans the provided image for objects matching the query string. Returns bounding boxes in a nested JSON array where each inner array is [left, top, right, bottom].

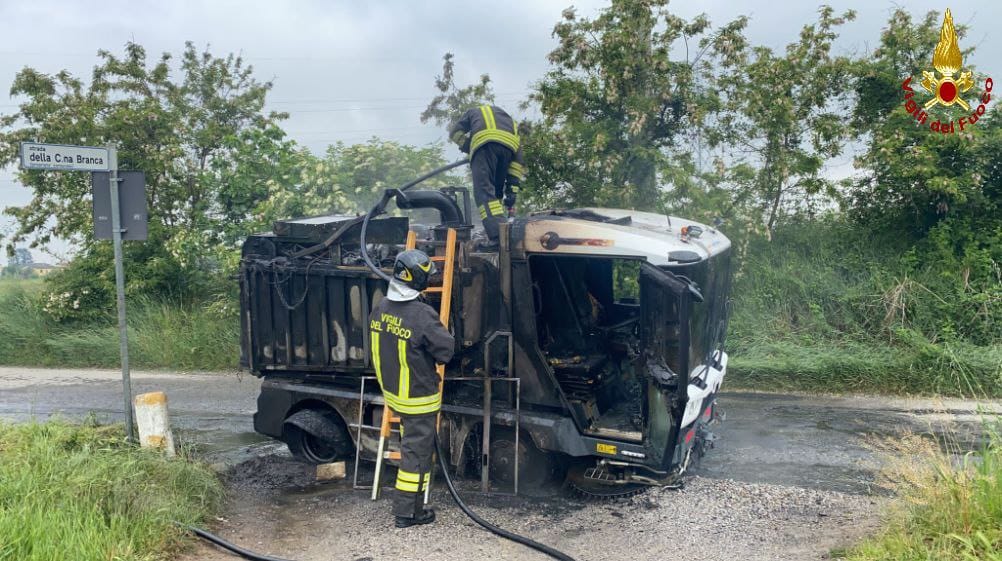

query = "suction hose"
[[360, 159, 468, 282]]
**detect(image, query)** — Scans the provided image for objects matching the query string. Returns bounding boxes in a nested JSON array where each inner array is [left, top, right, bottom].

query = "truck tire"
[[283, 408, 353, 465]]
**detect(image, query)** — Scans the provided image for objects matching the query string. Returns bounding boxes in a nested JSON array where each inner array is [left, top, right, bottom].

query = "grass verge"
[[838, 432, 1002, 561], [0, 419, 223, 561], [729, 340, 1002, 397], [0, 279, 239, 370]]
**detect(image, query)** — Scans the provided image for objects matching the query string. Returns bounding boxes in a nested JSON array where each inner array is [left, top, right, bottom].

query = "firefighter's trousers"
[[470, 142, 514, 243], [392, 411, 437, 518]]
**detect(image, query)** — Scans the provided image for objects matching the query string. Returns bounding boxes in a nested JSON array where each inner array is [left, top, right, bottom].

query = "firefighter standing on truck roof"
[[449, 104, 526, 250], [369, 249, 455, 528]]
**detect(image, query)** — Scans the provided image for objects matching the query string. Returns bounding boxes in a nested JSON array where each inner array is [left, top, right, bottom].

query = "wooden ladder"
[[370, 227, 458, 502]]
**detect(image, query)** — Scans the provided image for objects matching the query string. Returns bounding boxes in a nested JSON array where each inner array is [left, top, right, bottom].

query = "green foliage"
[[0, 42, 345, 316], [1, 248, 35, 278], [320, 139, 461, 212], [839, 430, 1002, 561], [718, 6, 856, 233], [0, 420, 222, 561], [421, 53, 496, 128], [728, 220, 1001, 396], [527, 1, 747, 210]]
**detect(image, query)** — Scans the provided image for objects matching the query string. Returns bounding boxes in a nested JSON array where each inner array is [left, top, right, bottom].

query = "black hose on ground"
[[434, 434, 578, 561], [180, 524, 293, 561]]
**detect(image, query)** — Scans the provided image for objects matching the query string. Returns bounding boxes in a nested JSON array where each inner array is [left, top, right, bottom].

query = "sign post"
[[19, 141, 139, 442], [106, 145, 136, 442]]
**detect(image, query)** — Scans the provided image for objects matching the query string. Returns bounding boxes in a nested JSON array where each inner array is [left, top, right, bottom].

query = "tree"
[[0, 42, 329, 315], [845, 9, 1001, 343], [11, 248, 32, 267], [847, 9, 991, 234], [527, 1, 747, 210], [420, 53, 496, 128], [322, 139, 461, 212], [717, 6, 856, 235], [2, 247, 34, 278]]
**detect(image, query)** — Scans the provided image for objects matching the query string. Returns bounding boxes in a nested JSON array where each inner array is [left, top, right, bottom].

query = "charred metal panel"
[[509, 259, 571, 410], [272, 215, 407, 244], [240, 259, 389, 374]]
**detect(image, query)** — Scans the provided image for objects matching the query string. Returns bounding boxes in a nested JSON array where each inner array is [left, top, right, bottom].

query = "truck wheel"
[[283, 408, 352, 465], [488, 430, 555, 492]]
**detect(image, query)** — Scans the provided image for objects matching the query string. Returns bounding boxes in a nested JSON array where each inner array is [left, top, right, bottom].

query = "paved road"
[[2, 366, 998, 561]]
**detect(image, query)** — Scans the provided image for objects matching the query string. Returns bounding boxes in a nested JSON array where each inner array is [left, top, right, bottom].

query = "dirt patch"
[[224, 454, 321, 492]]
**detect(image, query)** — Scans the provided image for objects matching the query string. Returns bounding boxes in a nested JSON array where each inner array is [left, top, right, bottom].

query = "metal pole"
[[107, 145, 135, 442]]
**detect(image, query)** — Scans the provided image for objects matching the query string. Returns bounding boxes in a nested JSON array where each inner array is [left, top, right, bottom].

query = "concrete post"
[[133, 391, 176, 457]]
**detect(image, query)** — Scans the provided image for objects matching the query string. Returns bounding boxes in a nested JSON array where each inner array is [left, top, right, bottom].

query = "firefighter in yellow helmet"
[[449, 104, 526, 250], [369, 249, 455, 527]]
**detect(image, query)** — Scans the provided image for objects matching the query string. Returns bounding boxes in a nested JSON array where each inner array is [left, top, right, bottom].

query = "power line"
[[267, 92, 528, 105], [0, 50, 541, 64], [0, 94, 528, 111]]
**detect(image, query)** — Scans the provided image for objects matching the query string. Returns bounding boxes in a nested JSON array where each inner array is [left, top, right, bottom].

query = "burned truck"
[[239, 187, 732, 497]]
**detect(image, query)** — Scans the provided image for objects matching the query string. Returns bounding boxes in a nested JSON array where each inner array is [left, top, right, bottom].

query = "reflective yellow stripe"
[[370, 330, 382, 387], [479, 205, 488, 219], [397, 469, 422, 482], [396, 479, 420, 492], [471, 129, 519, 153], [480, 104, 496, 130], [383, 392, 442, 415], [507, 161, 526, 180], [489, 200, 504, 215], [398, 339, 410, 399], [397, 466, 433, 493], [390, 392, 441, 406]]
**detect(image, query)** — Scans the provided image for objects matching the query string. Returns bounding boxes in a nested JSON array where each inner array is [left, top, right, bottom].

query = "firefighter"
[[449, 104, 526, 249], [369, 249, 455, 528]]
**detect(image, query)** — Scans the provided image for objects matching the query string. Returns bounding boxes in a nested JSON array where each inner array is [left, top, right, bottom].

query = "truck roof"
[[523, 208, 731, 266]]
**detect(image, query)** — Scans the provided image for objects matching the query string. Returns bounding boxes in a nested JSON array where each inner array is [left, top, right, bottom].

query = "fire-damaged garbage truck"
[[239, 185, 732, 497]]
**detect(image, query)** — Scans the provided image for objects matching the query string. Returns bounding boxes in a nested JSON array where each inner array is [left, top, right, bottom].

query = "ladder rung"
[[388, 415, 400, 423], [430, 256, 446, 261], [384, 451, 401, 461], [424, 286, 444, 293]]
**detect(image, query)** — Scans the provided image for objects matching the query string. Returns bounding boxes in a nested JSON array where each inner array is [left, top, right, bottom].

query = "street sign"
[[20, 142, 110, 172], [18, 142, 137, 442], [92, 171, 148, 241]]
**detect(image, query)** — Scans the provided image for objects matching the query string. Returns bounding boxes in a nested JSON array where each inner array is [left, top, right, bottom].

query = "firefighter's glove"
[[451, 131, 470, 154], [503, 191, 517, 214]]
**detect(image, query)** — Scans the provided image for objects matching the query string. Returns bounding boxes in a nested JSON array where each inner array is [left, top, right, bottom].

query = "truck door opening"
[[528, 255, 662, 442]]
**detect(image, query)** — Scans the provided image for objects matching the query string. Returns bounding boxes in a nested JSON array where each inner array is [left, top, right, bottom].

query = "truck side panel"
[[241, 257, 387, 373]]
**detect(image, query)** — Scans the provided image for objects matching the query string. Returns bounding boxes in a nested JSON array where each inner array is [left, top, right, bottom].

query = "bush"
[[0, 419, 223, 561]]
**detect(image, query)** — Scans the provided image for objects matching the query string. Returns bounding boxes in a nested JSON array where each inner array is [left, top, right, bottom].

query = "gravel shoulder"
[[182, 454, 883, 561]]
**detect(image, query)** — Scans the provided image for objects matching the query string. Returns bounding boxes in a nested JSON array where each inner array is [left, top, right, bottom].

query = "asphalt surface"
[[1, 366, 998, 561]]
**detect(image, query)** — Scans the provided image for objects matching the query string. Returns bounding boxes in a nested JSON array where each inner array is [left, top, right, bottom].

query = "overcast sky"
[[1, 0, 998, 264]]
